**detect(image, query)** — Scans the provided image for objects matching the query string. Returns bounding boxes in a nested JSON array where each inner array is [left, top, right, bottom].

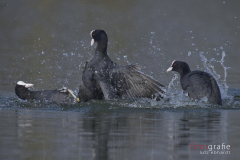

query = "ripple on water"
[[1, 88, 240, 112]]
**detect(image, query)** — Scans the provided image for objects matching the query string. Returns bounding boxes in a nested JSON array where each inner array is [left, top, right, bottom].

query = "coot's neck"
[[179, 66, 191, 78], [95, 41, 108, 56]]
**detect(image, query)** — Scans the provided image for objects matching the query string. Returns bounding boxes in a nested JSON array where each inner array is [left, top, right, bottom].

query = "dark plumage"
[[167, 60, 222, 105], [78, 29, 165, 102], [15, 81, 77, 103]]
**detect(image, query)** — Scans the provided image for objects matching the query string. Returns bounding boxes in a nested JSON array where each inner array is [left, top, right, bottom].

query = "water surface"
[[0, 97, 240, 160]]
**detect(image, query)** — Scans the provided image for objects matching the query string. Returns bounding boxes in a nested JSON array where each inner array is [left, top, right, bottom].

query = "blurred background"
[[1, 0, 239, 97], [1, 1, 240, 160]]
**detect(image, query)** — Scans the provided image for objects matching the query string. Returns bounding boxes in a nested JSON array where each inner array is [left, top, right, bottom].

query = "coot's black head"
[[167, 60, 191, 76], [15, 81, 33, 100], [90, 29, 108, 46]]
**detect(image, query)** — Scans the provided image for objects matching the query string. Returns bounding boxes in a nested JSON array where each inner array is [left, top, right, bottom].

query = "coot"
[[15, 81, 78, 103], [167, 60, 222, 105], [78, 29, 165, 101]]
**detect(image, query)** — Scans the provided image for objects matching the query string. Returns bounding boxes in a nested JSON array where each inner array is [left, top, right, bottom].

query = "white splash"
[[199, 50, 232, 102]]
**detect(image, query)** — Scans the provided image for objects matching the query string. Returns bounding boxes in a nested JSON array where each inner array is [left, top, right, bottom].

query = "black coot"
[[15, 81, 78, 103], [167, 60, 222, 105], [78, 29, 165, 102]]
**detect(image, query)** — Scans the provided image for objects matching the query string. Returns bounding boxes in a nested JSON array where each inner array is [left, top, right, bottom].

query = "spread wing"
[[109, 65, 165, 100]]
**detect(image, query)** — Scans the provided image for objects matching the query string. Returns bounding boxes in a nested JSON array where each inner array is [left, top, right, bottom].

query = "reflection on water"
[[0, 101, 239, 160]]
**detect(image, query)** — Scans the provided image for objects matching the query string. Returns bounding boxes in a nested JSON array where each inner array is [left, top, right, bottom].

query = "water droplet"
[[188, 51, 191, 56], [63, 53, 68, 57]]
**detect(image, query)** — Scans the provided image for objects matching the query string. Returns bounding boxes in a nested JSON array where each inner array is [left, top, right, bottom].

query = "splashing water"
[[199, 50, 232, 102], [167, 74, 178, 91], [164, 73, 196, 108]]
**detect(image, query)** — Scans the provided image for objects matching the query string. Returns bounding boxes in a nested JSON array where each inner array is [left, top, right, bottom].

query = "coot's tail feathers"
[[110, 65, 165, 100]]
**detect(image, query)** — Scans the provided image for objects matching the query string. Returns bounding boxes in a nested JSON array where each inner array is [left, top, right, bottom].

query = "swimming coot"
[[167, 60, 222, 105], [15, 81, 78, 103], [78, 29, 165, 101]]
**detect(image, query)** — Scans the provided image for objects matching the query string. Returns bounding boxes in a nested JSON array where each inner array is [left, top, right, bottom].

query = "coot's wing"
[[185, 71, 213, 99], [109, 65, 165, 100]]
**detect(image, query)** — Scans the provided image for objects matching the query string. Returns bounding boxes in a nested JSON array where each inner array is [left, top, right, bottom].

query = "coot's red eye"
[[19, 86, 22, 88]]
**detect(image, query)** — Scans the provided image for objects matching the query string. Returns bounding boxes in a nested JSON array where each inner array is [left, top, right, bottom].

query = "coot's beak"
[[167, 60, 176, 72], [91, 39, 95, 46], [167, 67, 173, 72], [25, 83, 34, 88], [90, 30, 95, 46]]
